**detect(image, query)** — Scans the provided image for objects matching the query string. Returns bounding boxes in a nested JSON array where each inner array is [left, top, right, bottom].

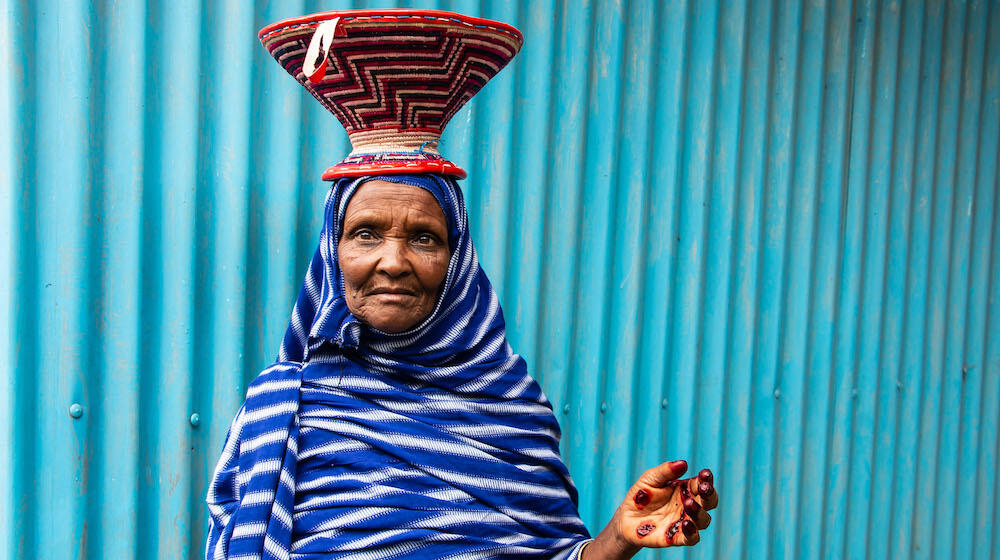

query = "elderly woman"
[[207, 10, 717, 560]]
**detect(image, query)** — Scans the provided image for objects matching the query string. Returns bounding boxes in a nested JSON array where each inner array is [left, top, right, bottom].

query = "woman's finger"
[[686, 470, 719, 510], [692, 507, 712, 530], [682, 495, 712, 530], [699, 486, 719, 510], [638, 460, 688, 488], [666, 518, 700, 546]]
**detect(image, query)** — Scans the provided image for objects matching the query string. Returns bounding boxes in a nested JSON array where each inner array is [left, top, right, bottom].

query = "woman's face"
[[338, 180, 450, 333]]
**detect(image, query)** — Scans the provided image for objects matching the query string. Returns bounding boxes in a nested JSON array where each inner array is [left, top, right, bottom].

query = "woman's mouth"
[[368, 287, 417, 296]]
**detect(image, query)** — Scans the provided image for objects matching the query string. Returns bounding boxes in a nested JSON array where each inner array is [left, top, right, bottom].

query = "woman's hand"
[[582, 460, 718, 559], [617, 460, 718, 547]]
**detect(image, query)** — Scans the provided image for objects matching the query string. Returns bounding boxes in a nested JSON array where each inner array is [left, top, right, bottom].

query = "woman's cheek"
[[338, 248, 371, 294], [428, 250, 450, 283]]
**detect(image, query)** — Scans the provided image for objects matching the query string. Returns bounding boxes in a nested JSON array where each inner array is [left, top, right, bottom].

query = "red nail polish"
[[683, 497, 699, 514], [699, 481, 712, 496], [698, 469, 713, 483], [681, 519, 696, 536], [669, 460, 688, 474]]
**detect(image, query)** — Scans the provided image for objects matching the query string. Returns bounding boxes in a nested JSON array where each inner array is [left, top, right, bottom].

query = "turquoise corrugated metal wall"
[[3, 0, 999, 558]]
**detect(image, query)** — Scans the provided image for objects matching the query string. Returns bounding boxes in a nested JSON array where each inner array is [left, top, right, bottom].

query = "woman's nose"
[[374, 239, 411, 276]]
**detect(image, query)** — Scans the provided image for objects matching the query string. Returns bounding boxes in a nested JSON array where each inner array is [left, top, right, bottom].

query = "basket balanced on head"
[[258, 9, 524, 180]]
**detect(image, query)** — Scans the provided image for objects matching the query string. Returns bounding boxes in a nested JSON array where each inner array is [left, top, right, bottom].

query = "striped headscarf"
[[206, 174, 591, 559]]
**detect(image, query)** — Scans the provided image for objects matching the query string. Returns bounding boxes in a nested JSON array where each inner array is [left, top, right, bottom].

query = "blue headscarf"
[[206, 175, 591, 559]]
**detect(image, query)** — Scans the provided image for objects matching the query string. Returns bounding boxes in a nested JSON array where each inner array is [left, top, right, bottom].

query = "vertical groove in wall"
[[4, 1, 999, 558], [0, 0, 13, 552], [986, 121, 1000, 560], [885, 1, 920, 557], [720, 2, 763, 559], [2, 0, 23, 556], [951, 3, 992, 560], [846, 0, 877, 555], [822, 0, 857, 553], [974, 7, 1000, 557], [14, 7, 36, 559]]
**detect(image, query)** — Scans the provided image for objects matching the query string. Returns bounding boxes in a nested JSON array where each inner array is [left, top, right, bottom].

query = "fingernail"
[[669, 460, 688, 474], [683, 497, 700, 514], [681, 519, 696, 536], [699, 481, 713, 496], [699, 469, 713, 483]]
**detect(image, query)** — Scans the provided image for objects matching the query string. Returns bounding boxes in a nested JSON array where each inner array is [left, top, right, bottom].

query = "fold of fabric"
[[206, 175, 591, 559]]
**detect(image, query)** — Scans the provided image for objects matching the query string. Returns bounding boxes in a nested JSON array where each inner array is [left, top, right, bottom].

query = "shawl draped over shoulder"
[[206, 174, 592, 559]]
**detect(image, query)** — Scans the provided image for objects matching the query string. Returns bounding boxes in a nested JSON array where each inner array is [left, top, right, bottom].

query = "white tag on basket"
[[303, 18, 341, 84]]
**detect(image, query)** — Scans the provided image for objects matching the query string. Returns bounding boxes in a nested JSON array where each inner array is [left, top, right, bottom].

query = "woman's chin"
[[357, 300, 429, 333]]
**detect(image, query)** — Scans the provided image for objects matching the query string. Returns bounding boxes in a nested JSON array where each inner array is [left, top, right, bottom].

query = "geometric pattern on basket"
[[259, 10, 523, 179]]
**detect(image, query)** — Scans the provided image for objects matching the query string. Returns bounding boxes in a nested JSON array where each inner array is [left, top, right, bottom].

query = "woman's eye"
[[415, 234, 437, 245], [356, 230, 376, 241]]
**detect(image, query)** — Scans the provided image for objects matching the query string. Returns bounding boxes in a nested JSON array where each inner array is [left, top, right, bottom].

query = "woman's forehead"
[[347, 180, 442, 211], [349, 180, 440, 205], [343, 180, 447, 227]]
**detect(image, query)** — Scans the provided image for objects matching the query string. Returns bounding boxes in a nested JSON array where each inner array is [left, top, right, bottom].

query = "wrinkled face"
[[338, 180, 451, 333]]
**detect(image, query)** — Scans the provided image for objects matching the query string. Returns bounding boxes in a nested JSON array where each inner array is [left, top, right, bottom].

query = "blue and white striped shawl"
[[206, 175, 591, 559]]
